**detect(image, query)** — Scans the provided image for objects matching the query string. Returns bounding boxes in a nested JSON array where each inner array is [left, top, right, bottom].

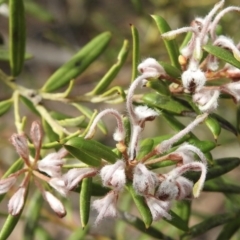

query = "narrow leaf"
[[216, 218, 240, 240], [89, 39, 129, 95], [0, 99, 12, 117], [65, 137, 118, 164], [181, 211, 240, 239], [205, 117, 221, 140], [164, 210, 189, 231], [9, 0, 26, 76], [137, 138, 154, 160], [151, 15, 180, 69], [80, 177, 92, 228], [41, 32, 112, 92], [203, 44, 240, 69], [131, 24, 140, 82], [126, 184, 152, 228], [143, 93, 191, 114], [204, 179, 240, 193]]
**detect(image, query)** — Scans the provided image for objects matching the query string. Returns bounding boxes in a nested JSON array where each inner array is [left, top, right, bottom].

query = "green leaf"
[[186, 158, 240, 182], [175, 200, 191, 227], [143, 93, 191, 114], [9, 0, 26, 76], [126, 184, 152, 228], [181, 211, 240, 239], [65, 137, 118, 165], [20, 96, 40, 116], [64, 146, 101, 167], [0, 99, 12, 116], [187, 139, 216, 153], [205, 117, 221, 140], [42, 118, 59, 144], [89, 39, 129, 95], [137, 138, 154, 160], [131, 24, 140, 82], [216, 218, 240, 240], [23, 191, 43, 240], [203, 44, 240, 69], [204, 179, 240, 193], [164, 210, 188, 231], [151, 15, 180, 69], [211, 113, 237, 136], [80, 177, 92, 228], [41, 32, 112, 92], [146, 79, 170, 96], [159, 61, 181, 79]]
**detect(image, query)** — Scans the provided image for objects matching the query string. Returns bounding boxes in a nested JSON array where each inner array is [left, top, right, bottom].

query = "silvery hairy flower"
[[181, 63, 206, 93], [137, 58, 166, 76], [92, 190, 118, 224], [43, 191, 66, 218], [100, 160, 126, 190], [133, 163, 159, 195], [62, 168, 98, 191], [193, 88, 220, 112], [220, 81, 240, 102], [145, 195, 172, 221], [8, 187, 26, 216]]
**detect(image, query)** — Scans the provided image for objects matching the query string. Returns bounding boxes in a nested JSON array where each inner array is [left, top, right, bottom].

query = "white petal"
[[8, 187, 26, 216]]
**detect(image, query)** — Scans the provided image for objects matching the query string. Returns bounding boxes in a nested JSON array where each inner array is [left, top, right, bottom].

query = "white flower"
[[175, 143, 207, 165], [92, 190, 118, 224], [133, 163, 159, 195], [221, 81, 240, 102], [156, 174, 179, 200], [63, 168, 97, 191], [37, 153, 64, 177], [0, 176, 17, 194], [100, 160, 126, 190], [176, 176, 193, 200], [134, 106, 159, 122], [43, 191, 66, 218], [145, 195, 171, 221], [48, 177, 68, 197], [137, 58, 165, 76], [193, 89, 220, 112], [8, 187, 26, 216], [182, 67, 206, 92]]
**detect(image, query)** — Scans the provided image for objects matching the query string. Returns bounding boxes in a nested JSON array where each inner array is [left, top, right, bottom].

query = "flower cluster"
[[0, 58, 208, 224], [161, 0, 240, 112], [0, 122, 67, 217]]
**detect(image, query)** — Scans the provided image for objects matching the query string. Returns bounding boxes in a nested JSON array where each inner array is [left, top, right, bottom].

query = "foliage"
[[0, 1, 240, 240]]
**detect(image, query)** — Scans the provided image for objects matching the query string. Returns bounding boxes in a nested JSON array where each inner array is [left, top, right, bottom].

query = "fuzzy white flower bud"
[[193, 89, 220, 112], [0, 176, 17, 194], [8, 187, 26, 216], [37, 153, 64, 177], [134, 106, 159, 122], [43, 191, 66, 218], [92, 191, 118, 224], [182, 68, 206, 92], [137, 58, 165, 76], [176, 176, 193, 200], [48, 177, 68, 197], [221, 81, 240, 102], [100, 160, 126, 190], [63, 168, 97, 191], [145, 195, 171, 221], [133, 163, 159, 195]]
